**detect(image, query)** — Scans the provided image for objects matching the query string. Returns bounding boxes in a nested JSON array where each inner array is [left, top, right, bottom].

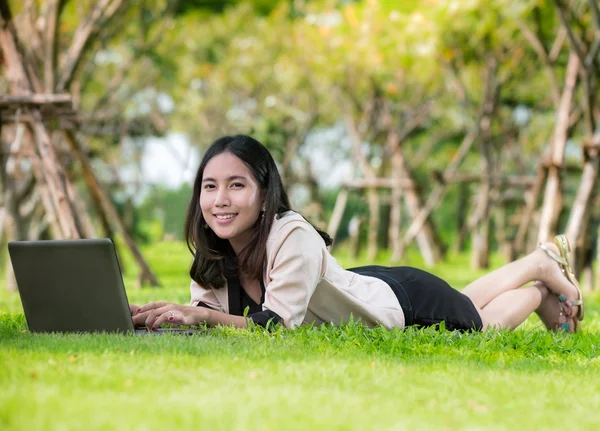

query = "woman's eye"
[[231, 182, 244, 188], [203, 184, 215, 190]]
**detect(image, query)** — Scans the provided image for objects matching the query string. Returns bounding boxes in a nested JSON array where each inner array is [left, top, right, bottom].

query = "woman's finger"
[[150, 309, 182, 330], [129, 304, 140, 316], [163, 310, 184, 327], [151, 313, 168, 330], [145, 305, 175, 329], [137, 301, 170, 314], [157, 308, 198, 329], [132, 310, 152, 327]]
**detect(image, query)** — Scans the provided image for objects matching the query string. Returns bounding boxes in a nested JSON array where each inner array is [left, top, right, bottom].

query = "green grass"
[[1, 241, 600, 430]]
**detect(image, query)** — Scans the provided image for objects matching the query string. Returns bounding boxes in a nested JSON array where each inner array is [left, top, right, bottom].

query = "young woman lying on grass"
[[131, 135, 584, 333]]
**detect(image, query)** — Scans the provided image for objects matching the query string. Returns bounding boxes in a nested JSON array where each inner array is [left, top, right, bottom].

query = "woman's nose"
[[214, 188, 230, 207]]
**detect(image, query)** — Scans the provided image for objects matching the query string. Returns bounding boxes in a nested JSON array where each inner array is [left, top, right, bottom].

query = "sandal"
[[554, 235, 584, 321], [538, 236, 584, 324], [556, 294, 580, 333]]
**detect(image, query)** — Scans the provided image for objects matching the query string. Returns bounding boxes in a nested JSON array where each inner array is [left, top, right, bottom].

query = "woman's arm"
[[203, 308, 248, 328], [261, 222, 325, 328], [133, 302, 248, 329]]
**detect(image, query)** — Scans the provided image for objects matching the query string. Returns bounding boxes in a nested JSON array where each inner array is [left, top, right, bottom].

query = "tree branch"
[[56, 0, 125, 91], [390, 103, 432, 152], [549, 27, 566, 62], [0, 0, 37, 93], [586, 38, 600, 68], [552, 0, 587, 66], [583, 0, 600, 68], [445, 55, 473, 109], [517, 19, 561, 106], [588, 0, 600, 31], [21, 0, 44, 63], [43, 0, 66, 91], [87, 5, 176, 116], [15, 172, 36, 207]]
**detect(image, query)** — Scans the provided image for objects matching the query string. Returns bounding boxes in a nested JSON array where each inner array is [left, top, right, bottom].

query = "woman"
[[132, 135, 584, 333]]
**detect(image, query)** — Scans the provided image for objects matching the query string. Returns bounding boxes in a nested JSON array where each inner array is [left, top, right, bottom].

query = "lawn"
[[1, 241, 600, 430]]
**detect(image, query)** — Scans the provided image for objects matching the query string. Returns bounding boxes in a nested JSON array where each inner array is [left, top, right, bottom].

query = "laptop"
[[8, 239, 199, 335]]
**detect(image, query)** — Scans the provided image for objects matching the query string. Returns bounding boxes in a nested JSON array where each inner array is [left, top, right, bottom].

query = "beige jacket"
[[190, 211, 405, 329]]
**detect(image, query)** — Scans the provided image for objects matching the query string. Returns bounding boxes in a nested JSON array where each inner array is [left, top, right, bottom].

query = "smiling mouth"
[[214, 214, 237, 220]]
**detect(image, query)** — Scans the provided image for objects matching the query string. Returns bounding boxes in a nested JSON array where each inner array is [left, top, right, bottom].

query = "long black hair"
[[184, 134, 332, 289]]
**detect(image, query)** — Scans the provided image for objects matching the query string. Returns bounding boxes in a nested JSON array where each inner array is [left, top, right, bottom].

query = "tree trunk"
[[64, 130, 160, 287], [345, 113, 382, 261], [515, 165, 547, 254], [348, 215, 362, 260], [21, 128, 65, 238], [389, 182, 403, 263], [565, 135, 600, 276], [538, 53, 580, 243], [1, 178, 20, 294], [470, 142, 493, 269], [65, 177, 97, 238], [1, 178, 20, 292], [85, 178, 128, 273], [302, 159, 326, 229], [471, 217, 491, 270], [0, 7, 81, 239], [596, 221, 600, 291], [27, 203, 50, 240], [366, 187, 380, 261], [400, 130, 477, 252], [381, 123, 443, 265], [495, 203, 515, 263], [281, 135, 301, 187], [455, 182, 469, 252], [327, 187, 349, 248], [470, 152, 493, 269], [1, 123, 25, 292], [470, 55, 499, 270], [401, 180, 443, 266]]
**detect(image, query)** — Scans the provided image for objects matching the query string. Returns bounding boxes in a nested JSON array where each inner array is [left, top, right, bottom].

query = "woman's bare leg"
[[461, 252, 541, 309], [477, 284, 546, 331], [478, 280, 577, 332], [461, 243, 580, 318]]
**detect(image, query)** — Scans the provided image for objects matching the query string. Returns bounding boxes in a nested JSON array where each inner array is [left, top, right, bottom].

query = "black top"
[[196, 278, 282, 328]]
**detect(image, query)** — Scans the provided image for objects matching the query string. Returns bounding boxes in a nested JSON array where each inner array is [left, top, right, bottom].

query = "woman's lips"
[[214, 214, 238, 224]]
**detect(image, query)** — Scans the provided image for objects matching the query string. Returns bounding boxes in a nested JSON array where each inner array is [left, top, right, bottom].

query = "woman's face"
[[200, 152, 263, 253]]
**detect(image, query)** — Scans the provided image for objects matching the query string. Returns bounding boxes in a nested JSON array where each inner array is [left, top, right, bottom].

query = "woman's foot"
[[533, 281, 577, 332], [554, 235, 584, 321], [536, 241, 582, 324]]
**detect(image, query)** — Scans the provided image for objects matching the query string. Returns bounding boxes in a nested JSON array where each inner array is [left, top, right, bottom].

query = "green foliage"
[[137, 184, 194, 241], [12, 0, 595, 258], [174, 0, 278, 16]]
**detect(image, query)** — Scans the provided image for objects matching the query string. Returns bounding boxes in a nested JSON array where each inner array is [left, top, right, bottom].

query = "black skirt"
[[347, 265, 483, 332]]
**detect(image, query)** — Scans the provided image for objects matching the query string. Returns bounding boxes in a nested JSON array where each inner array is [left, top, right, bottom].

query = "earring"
[[203, 222, 208, 229]]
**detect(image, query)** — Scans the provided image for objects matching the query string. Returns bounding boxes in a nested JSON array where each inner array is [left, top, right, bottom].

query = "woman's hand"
[[132, 302, 209, 330], [129, 304, 139, 316]]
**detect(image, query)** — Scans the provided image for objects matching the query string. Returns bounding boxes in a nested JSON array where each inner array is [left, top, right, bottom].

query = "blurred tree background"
[[1, 0, 599, 288]]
